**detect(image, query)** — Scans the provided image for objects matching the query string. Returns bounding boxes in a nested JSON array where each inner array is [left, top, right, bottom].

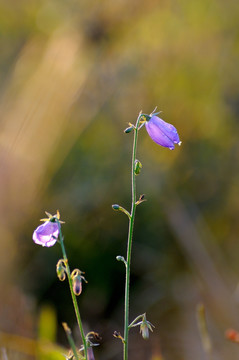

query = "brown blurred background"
[[1, 0, 239, 359]]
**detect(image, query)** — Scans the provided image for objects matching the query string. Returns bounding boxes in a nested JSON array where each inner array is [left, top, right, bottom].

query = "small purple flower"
[[33, 220, 59, 247], [145, 115, 181, 150]]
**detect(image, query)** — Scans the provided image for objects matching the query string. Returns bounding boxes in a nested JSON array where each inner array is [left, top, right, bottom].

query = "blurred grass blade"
[[196, 303, 213, 360], [62, 322, 80, 360]]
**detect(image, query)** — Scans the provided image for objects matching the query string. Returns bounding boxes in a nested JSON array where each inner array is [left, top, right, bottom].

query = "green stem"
[[62, 322, 80, 360], [57, 221, 88, 360], [123, 113, 142, 360]]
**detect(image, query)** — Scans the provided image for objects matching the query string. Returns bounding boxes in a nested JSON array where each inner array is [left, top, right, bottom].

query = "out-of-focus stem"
[[62, 322, 80, 360], [196, 303, 213, 360]]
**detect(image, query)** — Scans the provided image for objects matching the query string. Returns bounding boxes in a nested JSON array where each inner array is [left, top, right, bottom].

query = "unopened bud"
[[73, 276, 82, 296], [56, 259, 66, 281], [140, 322, 149, 340], [124, 126, 134, 134], [140, 314, 154, 340], [112, 204, 120, 210], [71, 269, 88, 296], [116, 255, 124, 262], [116, 255, 127, 266], [134, 160, 142, 175]]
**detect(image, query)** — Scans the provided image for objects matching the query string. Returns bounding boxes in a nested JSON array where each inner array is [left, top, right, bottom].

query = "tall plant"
[[32, 109, 181, 359], [112, 109, 181, 359]]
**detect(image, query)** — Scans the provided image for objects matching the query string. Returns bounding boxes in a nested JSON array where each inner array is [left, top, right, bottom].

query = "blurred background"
[[1, 0, 239, 359]]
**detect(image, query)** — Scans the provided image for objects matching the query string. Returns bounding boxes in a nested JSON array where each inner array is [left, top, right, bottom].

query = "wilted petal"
[[33, 221, 59, 247], [145, 116, 181, 150]]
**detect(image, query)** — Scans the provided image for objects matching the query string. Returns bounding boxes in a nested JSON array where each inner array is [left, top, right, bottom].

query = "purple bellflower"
[[33, 221, 59, 247], [145, 115, 181, 150], [32, 211, 63, 247]]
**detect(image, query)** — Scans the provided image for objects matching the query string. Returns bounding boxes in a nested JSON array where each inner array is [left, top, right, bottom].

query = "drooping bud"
[[140, 322, 149, 340], [116, 255, 125, 262], [134, 159, 142, 175], [56, 259, 66, 281], [86, 331, 102, 345], [145, 115, 181, 150], [112, 205, 131, 219], [140, 314, 154, 340], [116, 255, 127, 266], [73, 276, 82, 296], [71, 269, 88, 296]]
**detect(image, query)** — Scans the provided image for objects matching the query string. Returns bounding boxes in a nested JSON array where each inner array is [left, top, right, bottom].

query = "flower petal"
[[33, 221, 59, 247], [145, 116, 181, 150]]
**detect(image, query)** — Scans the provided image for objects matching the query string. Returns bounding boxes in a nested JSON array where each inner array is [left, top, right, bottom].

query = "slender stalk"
[[123, 113, 142, 360], [62, 322, 80, 360], [196, 303, 213, 360], [57, 221, 88, 360]]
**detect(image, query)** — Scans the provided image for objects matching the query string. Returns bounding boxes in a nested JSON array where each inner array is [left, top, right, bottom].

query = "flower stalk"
[[123, 111, 142, 360], [62, 322, 80, 360], [57, 219, 88, 360]]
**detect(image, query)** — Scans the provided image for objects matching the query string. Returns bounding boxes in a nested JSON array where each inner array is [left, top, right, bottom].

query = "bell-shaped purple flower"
[[145, 115, 181, 150], [33, 220, 59, 247]]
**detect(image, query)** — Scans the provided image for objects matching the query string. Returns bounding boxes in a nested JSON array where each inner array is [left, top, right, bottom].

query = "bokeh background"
[[1, 0, 239, 359]]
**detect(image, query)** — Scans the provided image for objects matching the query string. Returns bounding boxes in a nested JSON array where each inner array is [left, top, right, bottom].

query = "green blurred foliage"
[[1, 0, 239, 359]]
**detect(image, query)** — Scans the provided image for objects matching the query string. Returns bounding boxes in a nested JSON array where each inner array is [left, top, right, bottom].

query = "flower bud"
[[116, 255, 124, 262], [140, 315, 154, 340], [56, 260, 66, 281], [73, 276, 82, 296], [112, 204, 120, 210], [112, 205, 131, 219], [116, 255, 127, 266], [134, 159, 142, 175], [71, 269, 87, 296], [140, 322, 149, 340], [124, 126, 134, 133]]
